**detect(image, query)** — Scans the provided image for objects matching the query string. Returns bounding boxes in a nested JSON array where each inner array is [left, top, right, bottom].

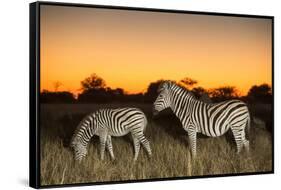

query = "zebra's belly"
[[200, 130, 227, 137], [198, 123, 230, 137], [108, 130, 130, 137]]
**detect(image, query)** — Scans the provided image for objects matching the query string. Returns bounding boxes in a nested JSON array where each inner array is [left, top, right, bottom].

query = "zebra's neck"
[[75, 120, 95, 147], [169, 85, 198, 121]]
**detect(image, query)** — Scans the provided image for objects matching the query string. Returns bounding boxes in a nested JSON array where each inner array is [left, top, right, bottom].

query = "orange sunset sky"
[[40, 5, 272, 95]]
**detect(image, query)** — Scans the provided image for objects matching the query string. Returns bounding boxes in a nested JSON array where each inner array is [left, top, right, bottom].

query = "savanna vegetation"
[[40, 74, 273, 185]]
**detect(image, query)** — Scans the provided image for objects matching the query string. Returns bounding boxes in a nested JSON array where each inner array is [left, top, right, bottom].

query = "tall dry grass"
[[40, 104, 272, 186]]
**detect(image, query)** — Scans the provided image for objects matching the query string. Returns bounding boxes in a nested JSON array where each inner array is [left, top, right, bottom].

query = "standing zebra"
[[70, 108, 152, 162], [153, 81, 250, 158]]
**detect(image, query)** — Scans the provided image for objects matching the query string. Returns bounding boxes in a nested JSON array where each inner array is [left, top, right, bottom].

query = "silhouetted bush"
[[179, 77, 198, 90], [209, 86, 239, 102], [144, 80, 165, 103], [191, 86, 208, 99], [41, 74, 272, 105], [247, 84, 272, 104], [77, 88, 110, 103], [41, 90, 76, 103]]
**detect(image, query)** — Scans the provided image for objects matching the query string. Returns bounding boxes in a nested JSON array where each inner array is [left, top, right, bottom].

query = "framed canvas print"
[[29, 1, 274, 188]]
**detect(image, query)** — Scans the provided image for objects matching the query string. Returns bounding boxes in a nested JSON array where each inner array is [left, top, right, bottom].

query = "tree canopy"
[[179, 77, 198, 90], [247, 84, 272, 103], [209, 86, 239, 102], [80, 73, 106, 92]]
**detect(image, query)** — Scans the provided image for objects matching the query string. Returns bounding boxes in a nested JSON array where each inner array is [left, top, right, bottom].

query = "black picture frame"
[[30, 1, 274, 188]]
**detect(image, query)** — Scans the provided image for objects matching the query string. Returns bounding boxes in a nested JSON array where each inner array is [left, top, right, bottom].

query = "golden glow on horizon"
[[40, 5, 272, 95]]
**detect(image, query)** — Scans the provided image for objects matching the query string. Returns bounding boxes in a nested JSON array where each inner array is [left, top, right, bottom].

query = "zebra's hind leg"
[[231, 125, 246, 154], [139, 135, 152, 158], [99, 135, 107, 160], [106, 135, 115, 160], [244, 139, 250, 153], [132, 137, 140, 161]]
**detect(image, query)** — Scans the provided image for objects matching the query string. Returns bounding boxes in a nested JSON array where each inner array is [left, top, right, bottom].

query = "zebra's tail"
[[246, 112, 251, 139], [143, 114, 148, 133]]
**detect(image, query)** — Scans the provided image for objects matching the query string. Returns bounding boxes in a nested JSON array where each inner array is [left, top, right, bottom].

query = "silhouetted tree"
[[80, 73, 106, 92], [191, 86, 207, 99], [209, 86, 239, 102], [247, 84, 273, 132], [53, 81, 62, 92], [247, 84, 272, 103], [112, 88, 125, 96], [179, 77, 198, 90], [144, 80, 165, 102], [78, 73, 110, 103]]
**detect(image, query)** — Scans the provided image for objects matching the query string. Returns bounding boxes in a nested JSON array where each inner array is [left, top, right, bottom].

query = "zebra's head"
[[70, 113, 97, 162], [70, 140, 88, 162], [153, 81, 172, 116]]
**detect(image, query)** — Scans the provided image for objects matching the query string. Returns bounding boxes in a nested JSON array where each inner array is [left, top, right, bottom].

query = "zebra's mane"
[[172, 82, 196, 99], [159, 81, 195, 99]]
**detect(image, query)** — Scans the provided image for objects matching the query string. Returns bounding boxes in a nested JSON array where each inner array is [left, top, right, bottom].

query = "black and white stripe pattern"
[[70, 108, 152, 162], [153, 81, 250, 157]]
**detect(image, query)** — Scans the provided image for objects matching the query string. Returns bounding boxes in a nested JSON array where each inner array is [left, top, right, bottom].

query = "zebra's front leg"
[[106, 135, 115, 160], [187, 127, 197, 158], [99, 135, 107, 160]]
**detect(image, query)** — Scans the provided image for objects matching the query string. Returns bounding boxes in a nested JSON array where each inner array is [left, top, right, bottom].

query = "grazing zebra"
[[153, 81, 250, 158], [70, 108, 152, 162]]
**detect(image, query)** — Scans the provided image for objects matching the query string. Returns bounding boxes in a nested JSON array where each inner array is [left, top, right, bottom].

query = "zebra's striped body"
[[70, 108, 152, 162], [153, 81, 250, 157]]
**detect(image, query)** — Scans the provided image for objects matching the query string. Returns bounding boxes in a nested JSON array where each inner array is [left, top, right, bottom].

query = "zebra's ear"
[[163, 81, 172, 89], [166, 80, 173, 87], [157, 80, 173, 93], [157, 81, 171, 92]]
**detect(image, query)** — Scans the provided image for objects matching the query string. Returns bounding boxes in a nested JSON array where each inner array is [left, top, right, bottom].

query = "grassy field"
[[40, 103, 273, 186]]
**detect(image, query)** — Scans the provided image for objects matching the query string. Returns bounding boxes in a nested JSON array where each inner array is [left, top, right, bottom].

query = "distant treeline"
[[41, 74, 272, 104]]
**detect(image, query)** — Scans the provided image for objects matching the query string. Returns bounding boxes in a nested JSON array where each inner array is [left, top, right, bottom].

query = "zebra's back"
[[96, 108, 147, 137]]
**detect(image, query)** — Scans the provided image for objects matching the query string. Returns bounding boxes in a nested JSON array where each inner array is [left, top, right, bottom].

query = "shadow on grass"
[[152, 110, 188, 147], [152, 109, 237, 149]]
